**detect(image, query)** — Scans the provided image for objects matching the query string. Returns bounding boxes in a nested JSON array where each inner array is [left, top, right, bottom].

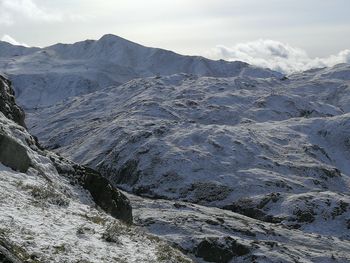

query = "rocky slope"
[[27, 64, 350, 238], [0, 34, 281, 109], [0, 75, 25, 127], [128, 193, 350, 263], [0, 75, 191, 262]]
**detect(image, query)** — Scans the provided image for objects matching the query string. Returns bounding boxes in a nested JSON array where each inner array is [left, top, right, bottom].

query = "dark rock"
[[0, 132, 31, 173], [195, 237, 250, 263], [0, 75, 26, 127], [0, 245, 22, 263], [173, 202, 187, 209], [186, 181, 232, 203], [294, 210, 315, 223], [321, 167, 342, 178], [114, 159, 140, 185], [49, 155, 133, 224], [79, 167, 133, 225], [331, 201, 349, 219], [223, 195, 284, 224]]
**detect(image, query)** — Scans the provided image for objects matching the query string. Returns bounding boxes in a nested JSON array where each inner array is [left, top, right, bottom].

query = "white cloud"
[[207, 39, 350, 74], [0, 13, 13, 25], [0, 0, 91, 25], [1, 0, 62, 22], [1, 34, 29, 47]]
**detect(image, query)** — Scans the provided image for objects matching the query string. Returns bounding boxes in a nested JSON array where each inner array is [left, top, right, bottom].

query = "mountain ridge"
[[0, 34, 283, 109]]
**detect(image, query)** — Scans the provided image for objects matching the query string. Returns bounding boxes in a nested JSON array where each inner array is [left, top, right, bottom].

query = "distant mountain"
[[0, 34, 282, 109], [0, 41, 39, 58]]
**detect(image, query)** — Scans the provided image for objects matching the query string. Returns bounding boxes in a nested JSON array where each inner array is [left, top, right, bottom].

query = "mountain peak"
[[98, 34, 138, 46]]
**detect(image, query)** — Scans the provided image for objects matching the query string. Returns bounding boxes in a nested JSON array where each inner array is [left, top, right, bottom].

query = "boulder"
[[0, 241, 22, 263], [53, 158, 133, 225], [0, 132, 30, 173], [195, 237, 250, 263], [81, 166, 133, 224]]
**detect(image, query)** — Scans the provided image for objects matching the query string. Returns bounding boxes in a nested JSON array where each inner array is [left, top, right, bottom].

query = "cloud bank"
[[0, 0, 62, 25], [209, 39, 350, 74], [0, 0, 90, 25]]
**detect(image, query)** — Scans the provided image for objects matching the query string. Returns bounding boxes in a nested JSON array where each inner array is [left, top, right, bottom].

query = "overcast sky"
[[0, 0, 349, 72]]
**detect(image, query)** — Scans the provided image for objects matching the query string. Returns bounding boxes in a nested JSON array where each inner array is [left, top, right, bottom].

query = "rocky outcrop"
[[0, 132, 30, 173], [0, 75, 25, 127], [78, 166, 133, 224], [52, 156, 133, 224], [0, 246, 22, 263], [194, 237, 250, 263]]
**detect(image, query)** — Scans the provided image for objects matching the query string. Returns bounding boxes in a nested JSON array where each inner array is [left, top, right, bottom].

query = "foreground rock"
[[52, 157, 133, 224], [0, 131, 31, 173]]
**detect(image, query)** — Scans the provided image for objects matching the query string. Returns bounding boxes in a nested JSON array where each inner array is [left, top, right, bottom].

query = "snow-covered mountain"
[[0, 34, 282, 109], [27, 63, 350, 241], [1, 35, 350, 262]]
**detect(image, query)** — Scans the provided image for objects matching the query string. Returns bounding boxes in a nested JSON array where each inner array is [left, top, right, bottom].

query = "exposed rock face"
[[0, 132, 31, 173], [0, 75, 30, 174], [51, 155, 133, 225], [0, 246, 21, 263], [0, 75, 25, 127], [195, 237, 250, 263], [81, 166, 133, 224]]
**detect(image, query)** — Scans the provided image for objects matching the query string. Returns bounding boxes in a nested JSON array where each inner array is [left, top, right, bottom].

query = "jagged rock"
[[0, 75, 25, 127], [194, 237, 250, 263], [223, 195, 283, 224], [51, 155, 132, 224], [80, 166, 133, 225], [0, 132, 30, 173], [0, 74, 30, 173], [0, 245, 22, 263]]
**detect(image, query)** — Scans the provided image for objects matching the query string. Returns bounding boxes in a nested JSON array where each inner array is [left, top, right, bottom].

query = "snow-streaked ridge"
[[0, 34, 282, 109]]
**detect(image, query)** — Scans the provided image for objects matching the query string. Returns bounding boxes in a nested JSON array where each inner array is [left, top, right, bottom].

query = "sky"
[[0, 0, 349, 73]]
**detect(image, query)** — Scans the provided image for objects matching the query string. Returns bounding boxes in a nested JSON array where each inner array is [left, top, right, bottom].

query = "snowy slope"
[[0, 34, 282, 109], [28, 64, 350, 241], [129, 193, 350, 263], [0, 115, 191, 263], [0, 76, 191, 262]]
